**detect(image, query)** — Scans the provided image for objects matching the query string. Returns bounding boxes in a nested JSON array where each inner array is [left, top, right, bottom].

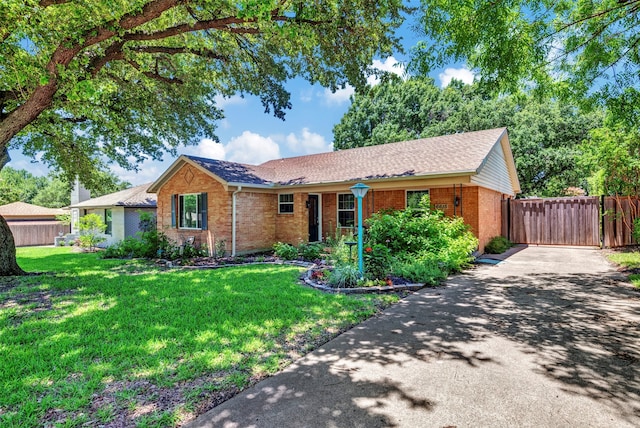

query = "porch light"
[[350, 182, 370, 278]]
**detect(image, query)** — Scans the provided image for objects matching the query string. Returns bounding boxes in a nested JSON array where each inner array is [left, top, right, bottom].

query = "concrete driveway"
[[187, 246, 640, 427]]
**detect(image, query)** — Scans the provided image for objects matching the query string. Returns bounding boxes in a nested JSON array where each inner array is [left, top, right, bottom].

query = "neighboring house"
[[69, 183, 157, 246], [148, 128, 521, 254], [0, 201, 68, 246]]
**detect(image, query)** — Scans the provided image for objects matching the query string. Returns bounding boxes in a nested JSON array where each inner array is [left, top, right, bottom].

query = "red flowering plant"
[[363, 243, 392, 280]]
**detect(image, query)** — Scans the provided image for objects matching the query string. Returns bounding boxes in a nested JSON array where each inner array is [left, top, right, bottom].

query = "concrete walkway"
[[187, 246, 640, 428]]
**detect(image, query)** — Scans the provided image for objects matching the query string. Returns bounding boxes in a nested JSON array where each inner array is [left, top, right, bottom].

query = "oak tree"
[[0, 0, 405, 275]]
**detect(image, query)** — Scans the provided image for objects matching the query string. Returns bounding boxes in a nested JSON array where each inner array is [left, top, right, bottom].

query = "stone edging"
[[176, 260, 426, 294], [300, 264, 426, 294]]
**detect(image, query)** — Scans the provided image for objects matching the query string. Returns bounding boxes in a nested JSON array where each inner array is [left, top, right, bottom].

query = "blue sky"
[[9, 12, 475, 187]]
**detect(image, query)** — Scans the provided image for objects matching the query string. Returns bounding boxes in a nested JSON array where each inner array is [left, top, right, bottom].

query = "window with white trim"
[[337, 193, 355, 227], [179, 194, 202, 229], [278, 194, 294, 213], [406, 190, 430, 209]]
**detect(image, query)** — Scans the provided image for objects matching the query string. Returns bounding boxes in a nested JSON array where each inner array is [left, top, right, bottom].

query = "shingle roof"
[[260, 128, 507, 185], [70, 183, 157, 208], [150, 128, 515, 193], [0, 201, 67, 217], [185, 155, 274, 185]]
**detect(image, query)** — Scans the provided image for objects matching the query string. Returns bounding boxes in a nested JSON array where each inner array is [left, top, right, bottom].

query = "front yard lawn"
[[0, 247, 398, 427], [607, 249, 640, 288]]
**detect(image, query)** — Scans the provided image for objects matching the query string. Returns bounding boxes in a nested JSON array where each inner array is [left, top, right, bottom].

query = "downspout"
[[232, 186, 242, 256]]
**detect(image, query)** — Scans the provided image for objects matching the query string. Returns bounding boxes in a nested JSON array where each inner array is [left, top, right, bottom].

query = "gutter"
[[232, 186, 242, 256]]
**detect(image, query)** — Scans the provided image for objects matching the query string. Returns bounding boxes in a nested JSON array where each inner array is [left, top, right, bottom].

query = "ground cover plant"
[[606, 248, 640, 288], [0, 247, 398, 427]]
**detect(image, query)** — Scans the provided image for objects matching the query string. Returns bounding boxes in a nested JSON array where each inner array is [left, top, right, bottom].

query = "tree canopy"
[[413, 0, 640, 126], [0, 0, 406, 275], [333, 77, 603, 196], [0, 0, 405, 185], [0, 167, 130, 207]]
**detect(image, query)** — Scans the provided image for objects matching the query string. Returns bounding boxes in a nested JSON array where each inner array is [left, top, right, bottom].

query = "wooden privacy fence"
[[502, 196, 639, 248], [8, 221, 69, 247], [502, 197, 600, 246], [602, 196, 639, 248]]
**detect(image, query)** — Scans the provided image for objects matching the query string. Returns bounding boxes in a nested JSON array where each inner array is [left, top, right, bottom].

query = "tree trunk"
[[0, 147, 25, 276], [0, 214, 25, 276]]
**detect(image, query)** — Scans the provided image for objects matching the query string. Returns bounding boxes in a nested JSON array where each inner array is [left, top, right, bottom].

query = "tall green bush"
[[365, 197, 478, 283]]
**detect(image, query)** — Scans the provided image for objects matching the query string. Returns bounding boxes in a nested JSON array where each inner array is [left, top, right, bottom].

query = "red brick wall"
[[476, 187, 503, 252], [322, 193, 337, 239], [236, 191, 277, 252], [158, 164, 502, 254], [275, 192, 308, 245], [157, 165, 231, 254]]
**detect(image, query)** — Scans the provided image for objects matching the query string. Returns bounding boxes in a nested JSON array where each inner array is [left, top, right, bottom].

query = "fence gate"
[[502, 197, 600, 246]]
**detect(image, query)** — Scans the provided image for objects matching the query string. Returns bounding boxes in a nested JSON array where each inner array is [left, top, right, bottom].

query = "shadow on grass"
[[4, 249, 640, 427], [0, 263, 402, 426], [191, 267, 640, 427]]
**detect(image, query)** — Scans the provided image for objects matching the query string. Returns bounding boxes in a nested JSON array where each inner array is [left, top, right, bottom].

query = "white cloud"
[[185, 138, 226, 160], [225, 131, 281, 164], [321, 56, 407, 105], [284, 128, 333, 155], [299, 88, 314, 103], [367, 56, 406, 85], [213, 94, 246, 108], [110, 162, 161, 186], [323, 85, 355, 105], [438, 67, 475, 88]]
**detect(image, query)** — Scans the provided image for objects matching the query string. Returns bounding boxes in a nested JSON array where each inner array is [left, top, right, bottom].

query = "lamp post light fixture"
[[350, 182, 370, 277]]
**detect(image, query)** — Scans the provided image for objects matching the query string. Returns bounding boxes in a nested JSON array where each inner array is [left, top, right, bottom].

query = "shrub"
[[484, 236, 513, 254], [366, 201, 478, 275], [215, 239, 227, 258], [328, 263, 360, 288], [273, 242, 298, 260], [325, 230, 356, 265], [299, 242, 323, 261], [363, 244, 393, 280], [78, 213, 107, 251], [633, 218, 640, 243], [393, 253, 447, 285]]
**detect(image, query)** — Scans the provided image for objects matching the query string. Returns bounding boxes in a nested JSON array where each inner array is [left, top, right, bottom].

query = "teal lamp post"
[[350, 182, 370, 277]]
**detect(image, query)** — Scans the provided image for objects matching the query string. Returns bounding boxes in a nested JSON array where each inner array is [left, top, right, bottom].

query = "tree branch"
[[542, 0, 640, 42], [39, 0, 71, 6], [126, 59, 184, 84], [124, 16, 261, 42], [128, 45, 228, 61]]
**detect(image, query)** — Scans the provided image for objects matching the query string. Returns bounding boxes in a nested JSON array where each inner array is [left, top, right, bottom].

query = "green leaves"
[[1, 0, 406, 184], [413, 0, 640, 126], [333, 77, 603, 196]]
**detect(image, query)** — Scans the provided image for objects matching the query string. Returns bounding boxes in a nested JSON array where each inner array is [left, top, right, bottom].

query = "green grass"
[[1, 247, 399, 427], [607, 251, 640, 288]]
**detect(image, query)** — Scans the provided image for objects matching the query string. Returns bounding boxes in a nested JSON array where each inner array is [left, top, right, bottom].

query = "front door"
[[308, 195, 319, 242]]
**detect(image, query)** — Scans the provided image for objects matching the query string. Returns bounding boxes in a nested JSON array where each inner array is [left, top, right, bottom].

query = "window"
[[337, 193, 355, 227], [104, 209, 112, 235], [279, 193, 294, 214], [406, 190, 430, 209], [173, 193, 207, 230]]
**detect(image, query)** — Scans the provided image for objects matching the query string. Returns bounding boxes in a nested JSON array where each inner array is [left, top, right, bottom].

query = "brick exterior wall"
[[236, 191, 277, 252], [157, 164, 503, 254], [322, 193, 337, 239], [476, 187, 504, 252], [275, 192, 308, 245], [157, 165, 232, 254]]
